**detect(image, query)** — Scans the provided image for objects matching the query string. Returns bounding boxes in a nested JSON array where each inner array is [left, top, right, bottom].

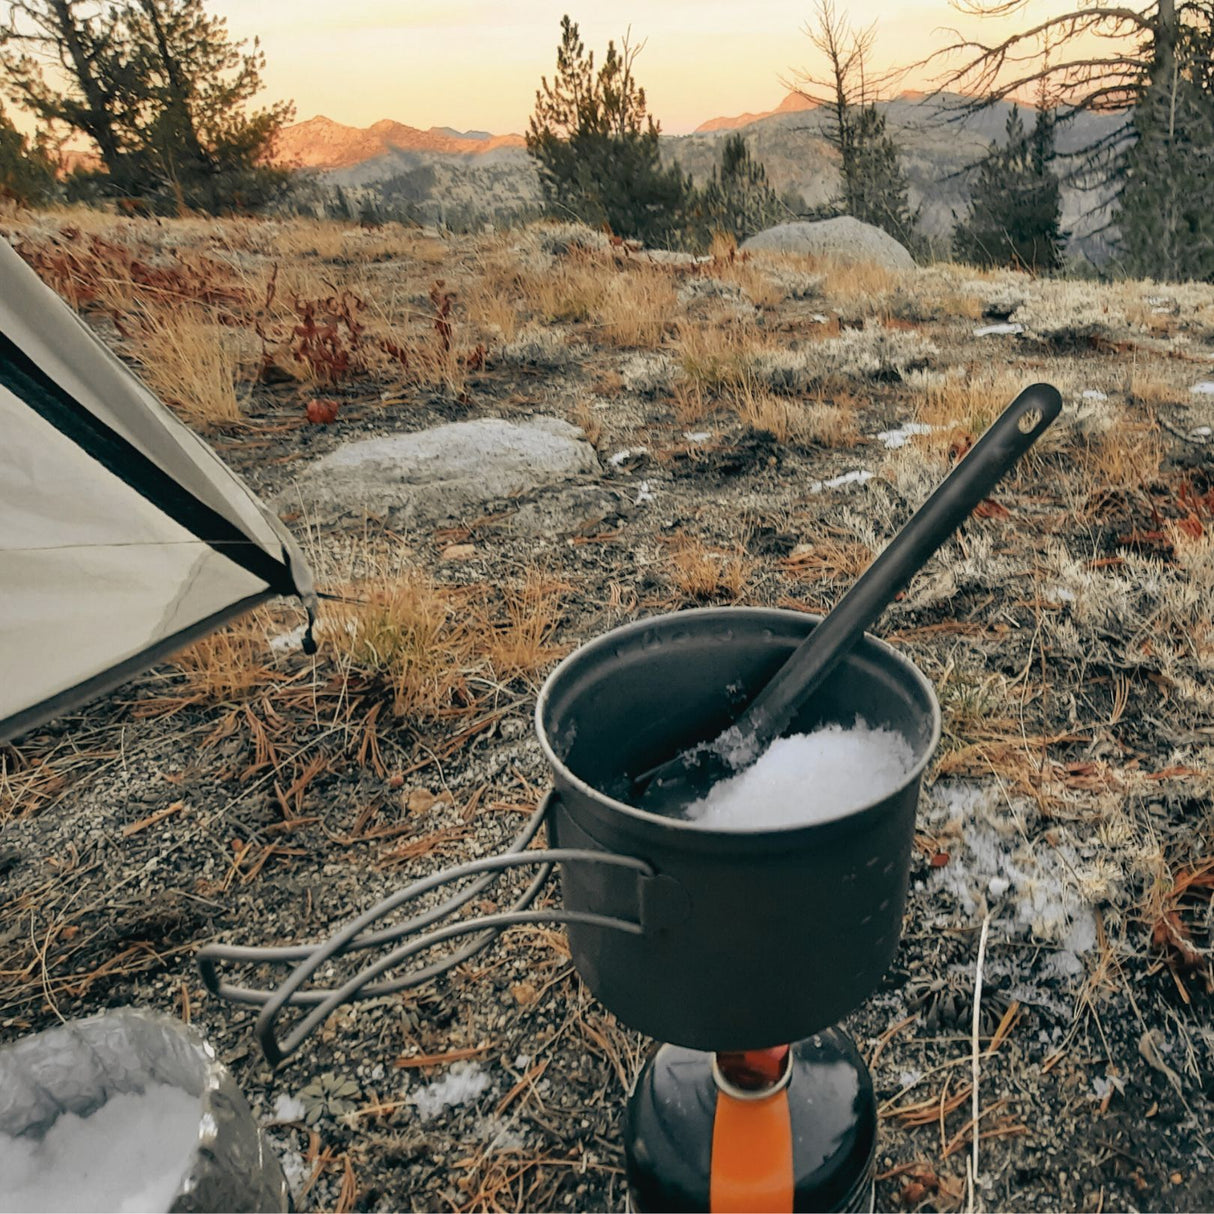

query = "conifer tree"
[[929, 1, 1214, 278], [0, 1, 142, 190], [526, 15, 690, 245], [953, 105, 1064, 272], [122, 0, 293, 212], [1117, 17, 1214, 280], [793, 0, 919, 249], [691, 133, 788, 245], [0, 0, 292, 212], [844, 104, 919, 249], [0, 103, 55, 203]]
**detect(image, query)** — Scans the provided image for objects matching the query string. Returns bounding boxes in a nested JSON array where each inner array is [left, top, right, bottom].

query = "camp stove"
[[199, 606, 940, 1213], [534, 607, 938, 1211]]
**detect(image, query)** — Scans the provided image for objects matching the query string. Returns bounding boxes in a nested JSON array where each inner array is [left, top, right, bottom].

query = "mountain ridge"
[[274, 114, 524, 171], [279, 91, 1122, 262]]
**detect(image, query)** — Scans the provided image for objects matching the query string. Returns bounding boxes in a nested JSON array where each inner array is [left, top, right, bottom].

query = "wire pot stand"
[[196, 792, 650, 1067]]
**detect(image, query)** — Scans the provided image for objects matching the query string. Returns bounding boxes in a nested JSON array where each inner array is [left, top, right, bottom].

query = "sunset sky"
[[209, 0, 1112, 135]]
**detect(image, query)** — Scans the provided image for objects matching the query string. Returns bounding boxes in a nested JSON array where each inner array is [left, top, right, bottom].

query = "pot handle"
[[253, 896, 649, 1067], [544, 789, 692, 933], [198, 791, 662, 1065]]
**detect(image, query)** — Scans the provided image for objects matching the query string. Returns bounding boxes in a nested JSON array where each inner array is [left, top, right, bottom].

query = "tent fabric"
[[0, 237, 315, 745]]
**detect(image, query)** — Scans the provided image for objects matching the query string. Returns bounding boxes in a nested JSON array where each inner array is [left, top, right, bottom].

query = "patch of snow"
[[0, 1084, 199, 1213], [809, 469, 873, 493], [809, 313, 831, 324], [608, 447, 647, 467], [408, 1062, 490, 1121], [682, 431, 712, 443], [1081, 389, 1108, 401], [925, 780, 1098, 970], [898, 1069, 923, 1089], [1191, 382, 1214, 395], [973, 323, 1024, 337], [635, 480, 656, 505], [513, 1054, 530, 1071], [1192, 426, 1212, 438], [876, 422, 933, 450], [271, 1093, 307, 1123], [278, 1148, 310, 1195], [479, 1118, 526, 1153]]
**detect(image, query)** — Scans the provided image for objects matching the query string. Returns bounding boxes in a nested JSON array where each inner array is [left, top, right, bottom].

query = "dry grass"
[[671, 378, 711, 424], [779, 531, 874, 585], [729, 378, 859, 447], [813, 255, 902, 315], [142, 607, 289, 709], [598, 268, 678, 347], [325, 572, 478, 720], [464, 272, 524, 344], [148, 563, 567, 727], [1125, 359, 1194, 407], [702, 238, 789, 311], [666, 536, 752, 602], [676, 318, 767, 394], [569, 399, 603, 447], [270, 220, 450, 266], [1076, 415, 1164, 494], [128, 304, 244, 429], [487, 251, 676, 349], [488, 571, 570, 685], [910, 366, 1027, 447]]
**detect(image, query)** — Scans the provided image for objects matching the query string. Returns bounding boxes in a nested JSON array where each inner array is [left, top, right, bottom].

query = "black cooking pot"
[[535, 607, 940, 1050]]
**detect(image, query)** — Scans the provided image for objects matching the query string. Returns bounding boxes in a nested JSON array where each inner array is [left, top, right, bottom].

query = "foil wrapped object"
[[0, 1008, 288, 1213]]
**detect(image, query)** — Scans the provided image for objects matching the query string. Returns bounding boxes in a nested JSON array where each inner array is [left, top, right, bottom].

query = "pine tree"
[[0, 1, 144, 190], [793, 1, 919, 249], [0, 104, 55, 204], [526, 15, 690, 246], [928, 0, 1214, 272], [1117, 18, 1214, 281], [690, 133, 788, 245], [122, 0, 293, 212], [844, 105, 919, 249], [0, 0, 292, 212], [953, 105, 1064, 272]]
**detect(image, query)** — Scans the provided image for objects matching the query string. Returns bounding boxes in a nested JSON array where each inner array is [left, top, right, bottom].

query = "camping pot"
[[0, 1008, 289, 1213], [536, 607, 940, 1050]]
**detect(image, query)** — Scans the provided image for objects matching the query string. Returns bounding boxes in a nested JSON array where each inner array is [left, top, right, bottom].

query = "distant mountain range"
[[274, 115, 524, 170], [277, 92, 1123, 261]]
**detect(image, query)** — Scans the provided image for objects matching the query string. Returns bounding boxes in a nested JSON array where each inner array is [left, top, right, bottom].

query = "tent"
[[0, 237, 315, 745]]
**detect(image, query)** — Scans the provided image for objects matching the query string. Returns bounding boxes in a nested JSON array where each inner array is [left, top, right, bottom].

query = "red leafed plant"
[[429, 279, 454, 352], [290, 287, 367, 384]]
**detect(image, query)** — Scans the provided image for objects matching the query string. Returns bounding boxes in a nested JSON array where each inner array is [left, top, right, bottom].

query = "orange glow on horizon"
[[205, 0, 1124, 136]]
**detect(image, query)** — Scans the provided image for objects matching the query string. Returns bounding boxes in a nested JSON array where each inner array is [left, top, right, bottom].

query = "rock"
[[281, 416, 600, 526], [638, 249, 710, 267], [741, 217, 915, 270], [508, 484, 627, 539]]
